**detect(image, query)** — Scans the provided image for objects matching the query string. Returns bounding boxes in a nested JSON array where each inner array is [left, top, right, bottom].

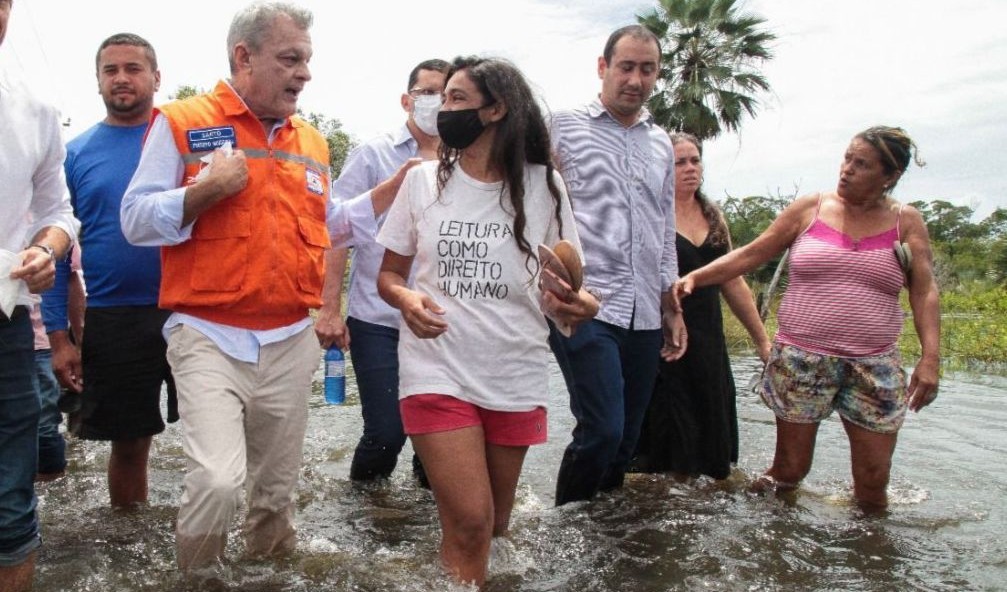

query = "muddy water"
[[31, 357, 1007, 591]]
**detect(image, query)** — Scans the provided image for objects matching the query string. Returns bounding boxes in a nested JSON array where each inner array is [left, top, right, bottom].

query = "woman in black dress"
[[634, 133, 770, 479]]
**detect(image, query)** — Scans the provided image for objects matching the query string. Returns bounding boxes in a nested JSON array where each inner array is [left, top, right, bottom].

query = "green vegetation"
[[720, 195, 1007, 373], [638, 0, 776, 141], [298, 111, 355, 177]]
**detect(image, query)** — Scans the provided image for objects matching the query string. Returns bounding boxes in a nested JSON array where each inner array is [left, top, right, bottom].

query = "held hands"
[[399, 289, 448, 339], [660, 309, 688, 362], [10, 248, 56, 294], [907, 356, 939, 412]]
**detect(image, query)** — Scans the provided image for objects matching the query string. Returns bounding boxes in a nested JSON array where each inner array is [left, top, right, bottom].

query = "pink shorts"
[[400, 394, 547, 446]]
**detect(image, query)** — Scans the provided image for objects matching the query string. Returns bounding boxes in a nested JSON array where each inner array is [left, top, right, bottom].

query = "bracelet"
[[29, 243, 55, 262]]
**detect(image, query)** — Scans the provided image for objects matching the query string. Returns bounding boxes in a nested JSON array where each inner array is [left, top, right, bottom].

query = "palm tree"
[[639, 0, 776, 141]]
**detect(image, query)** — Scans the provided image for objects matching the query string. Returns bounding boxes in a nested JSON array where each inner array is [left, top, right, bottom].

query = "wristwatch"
[[29, 243, 56, 262]]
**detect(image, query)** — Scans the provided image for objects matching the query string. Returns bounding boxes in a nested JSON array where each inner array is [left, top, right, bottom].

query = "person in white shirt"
[[377, 56, 598, 587], [0, 3, 80, 590]]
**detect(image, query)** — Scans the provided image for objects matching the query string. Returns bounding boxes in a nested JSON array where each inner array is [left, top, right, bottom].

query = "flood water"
[[32, 356, 1007, 591]]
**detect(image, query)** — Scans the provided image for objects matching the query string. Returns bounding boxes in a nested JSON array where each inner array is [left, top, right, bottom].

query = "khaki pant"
[[166, 324, 318, 570]]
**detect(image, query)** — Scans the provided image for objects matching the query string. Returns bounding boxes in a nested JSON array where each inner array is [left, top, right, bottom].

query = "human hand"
[[399, 289, 448, 339], [671, 276, 695, 312], [204, 147, 249, 198], [372, 158, 422, 216], [314, 304, 349, 349], [907, 356, 939, 412], [50, 332, 83, 393], [756, 340, 772, 364], [10, 248, 56, 294], [660, 309, 688, 361], [541, 287, 599, 336]]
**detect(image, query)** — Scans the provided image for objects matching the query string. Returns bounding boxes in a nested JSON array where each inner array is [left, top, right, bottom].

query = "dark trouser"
[[347, 317, 406, 480], [0, 306, 42, 566], [32, 349, 66, 475], [549, 319, 662, 505], [78, 306, 176, 441]]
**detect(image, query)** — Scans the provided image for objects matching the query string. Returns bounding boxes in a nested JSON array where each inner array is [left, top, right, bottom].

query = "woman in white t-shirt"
[[377, 56, 599, 586]]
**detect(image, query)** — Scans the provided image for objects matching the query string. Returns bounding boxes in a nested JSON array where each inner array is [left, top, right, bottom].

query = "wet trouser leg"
[[0, 308, 42, 569], [167, 324, 315, 570], [347, 317, 406, 481], [549, 319, 661, 505]]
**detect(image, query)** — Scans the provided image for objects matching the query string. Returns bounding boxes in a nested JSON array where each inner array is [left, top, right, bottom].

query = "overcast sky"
[[2, 0, 1003, 218]]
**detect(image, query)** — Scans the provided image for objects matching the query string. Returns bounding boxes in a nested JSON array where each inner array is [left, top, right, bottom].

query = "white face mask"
[[412, 94, 442, 137]]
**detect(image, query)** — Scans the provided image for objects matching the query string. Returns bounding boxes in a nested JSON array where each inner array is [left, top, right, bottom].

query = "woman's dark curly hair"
[[436, 56, 564, 273]]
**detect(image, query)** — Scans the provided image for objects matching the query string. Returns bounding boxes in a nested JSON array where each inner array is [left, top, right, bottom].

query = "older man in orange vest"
[[121, 2, 338, 572]]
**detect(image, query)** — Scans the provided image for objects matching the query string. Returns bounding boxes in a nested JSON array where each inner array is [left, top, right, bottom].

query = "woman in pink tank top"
[[674, 126, 941, 511]]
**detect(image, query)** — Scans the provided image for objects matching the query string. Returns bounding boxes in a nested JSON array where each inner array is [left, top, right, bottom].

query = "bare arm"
[[369, 158, 421, 217], [315, 247, 350, 349], [675, 195, 817, 303], [378, 249, 447, 339], [901, 205, 940, 411], [722, 276, 771, 362], [67, 269, 85, 344]]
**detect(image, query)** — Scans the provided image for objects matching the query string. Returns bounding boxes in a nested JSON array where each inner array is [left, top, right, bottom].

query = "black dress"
[[633, 232, 738, 479]]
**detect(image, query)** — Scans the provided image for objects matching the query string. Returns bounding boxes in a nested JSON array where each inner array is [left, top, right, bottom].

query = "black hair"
[[602, 24, 660, 65], [436, 56, 564, 274], [96, 32, 157, 71], [407, 59, 450, 91]]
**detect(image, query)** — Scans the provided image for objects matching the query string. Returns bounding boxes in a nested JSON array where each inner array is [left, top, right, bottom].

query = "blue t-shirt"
[[42, 122, 162, 332]]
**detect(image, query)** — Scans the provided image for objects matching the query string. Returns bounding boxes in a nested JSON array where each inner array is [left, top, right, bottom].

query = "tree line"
[[719, 192, 1007, 291]]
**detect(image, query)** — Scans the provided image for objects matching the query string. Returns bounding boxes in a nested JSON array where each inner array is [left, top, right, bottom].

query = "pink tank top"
[[775, 199, 906, 357]]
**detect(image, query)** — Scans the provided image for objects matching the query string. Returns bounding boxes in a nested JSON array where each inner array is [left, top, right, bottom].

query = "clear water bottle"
[[324, 346, 345, 405]]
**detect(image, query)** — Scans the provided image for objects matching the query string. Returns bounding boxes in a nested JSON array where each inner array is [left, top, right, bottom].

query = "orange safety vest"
[[156, 81, 331, 330]]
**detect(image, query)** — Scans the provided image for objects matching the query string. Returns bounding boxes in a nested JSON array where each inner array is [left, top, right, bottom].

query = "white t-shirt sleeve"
[[376, 166, 421, 257]]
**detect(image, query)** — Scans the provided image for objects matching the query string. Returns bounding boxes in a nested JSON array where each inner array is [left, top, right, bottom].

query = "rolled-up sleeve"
[[120, 115, 192, 246], [28, 110, 79, 243], [326, 143, 384, 248]]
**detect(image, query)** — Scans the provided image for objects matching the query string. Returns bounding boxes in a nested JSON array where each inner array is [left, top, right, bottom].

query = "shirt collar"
[[393, 122, 416, 149], [216, 79, 301, 130], [587, 96, 654, 128]]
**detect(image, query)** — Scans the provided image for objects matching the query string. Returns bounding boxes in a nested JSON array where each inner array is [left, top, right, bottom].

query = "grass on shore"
[[722, 285, 1007, 375]]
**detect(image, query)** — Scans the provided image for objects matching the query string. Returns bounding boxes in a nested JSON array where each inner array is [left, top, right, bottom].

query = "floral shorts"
[[760, 342, 908, 434]]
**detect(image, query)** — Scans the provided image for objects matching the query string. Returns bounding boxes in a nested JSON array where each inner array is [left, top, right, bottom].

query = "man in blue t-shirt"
[[41, 33, 175, 508]]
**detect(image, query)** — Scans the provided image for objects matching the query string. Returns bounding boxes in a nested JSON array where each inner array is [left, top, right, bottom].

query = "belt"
[[1, 305, 28, 324]]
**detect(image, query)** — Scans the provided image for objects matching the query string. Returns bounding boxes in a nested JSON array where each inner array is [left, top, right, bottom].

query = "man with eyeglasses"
[[316, 58, 449, 482]]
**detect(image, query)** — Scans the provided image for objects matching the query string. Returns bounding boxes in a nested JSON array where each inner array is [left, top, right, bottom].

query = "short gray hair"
[[227, 2, 313, 73]]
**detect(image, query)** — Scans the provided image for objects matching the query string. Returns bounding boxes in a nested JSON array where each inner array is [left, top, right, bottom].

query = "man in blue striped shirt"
[[549, 24, 688, 505]]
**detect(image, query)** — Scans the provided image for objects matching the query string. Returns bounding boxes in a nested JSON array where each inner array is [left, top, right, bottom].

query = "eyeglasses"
[[408, 87, 441, 98]]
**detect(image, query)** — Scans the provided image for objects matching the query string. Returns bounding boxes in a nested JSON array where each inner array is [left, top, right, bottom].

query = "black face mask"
[[437, 108, 486, 150]]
